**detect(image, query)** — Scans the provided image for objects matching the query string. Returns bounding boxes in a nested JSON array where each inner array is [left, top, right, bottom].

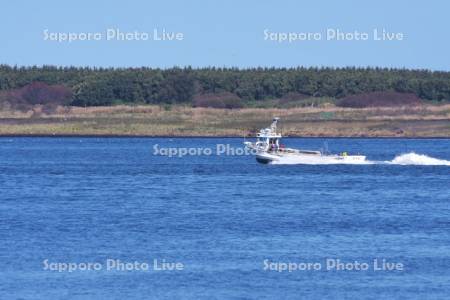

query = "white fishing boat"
[[244, 118, 366, 164]]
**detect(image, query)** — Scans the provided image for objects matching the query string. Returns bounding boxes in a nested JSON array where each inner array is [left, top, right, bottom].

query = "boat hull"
[[255, 151, 366, 165]]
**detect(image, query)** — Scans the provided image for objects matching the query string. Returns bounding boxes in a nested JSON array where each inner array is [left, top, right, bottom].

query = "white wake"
[[387, 152, 450, 166], [270, 152, 450, 166]]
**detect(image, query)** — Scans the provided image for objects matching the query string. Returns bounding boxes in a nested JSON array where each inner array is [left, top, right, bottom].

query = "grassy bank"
[[0, 104, 449, 137]]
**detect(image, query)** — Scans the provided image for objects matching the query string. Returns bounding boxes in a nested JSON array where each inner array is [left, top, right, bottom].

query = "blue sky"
[[2, 0, 449, 70]]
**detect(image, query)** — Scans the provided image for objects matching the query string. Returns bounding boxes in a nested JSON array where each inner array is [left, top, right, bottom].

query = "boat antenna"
[[322, 141, 329, 155], [271, 117, 280, 133]]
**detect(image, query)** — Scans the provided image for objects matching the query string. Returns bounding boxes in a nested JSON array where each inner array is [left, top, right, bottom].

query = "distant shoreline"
[[1, 134, 449, 139], [1, 105, 449, 138]]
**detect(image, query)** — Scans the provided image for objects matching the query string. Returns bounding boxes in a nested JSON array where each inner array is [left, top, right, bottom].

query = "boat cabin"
[[256, 118, 282, 151]]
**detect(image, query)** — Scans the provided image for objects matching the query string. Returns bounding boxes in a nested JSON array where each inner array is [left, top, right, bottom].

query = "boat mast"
[[270, 117, 280, 134]]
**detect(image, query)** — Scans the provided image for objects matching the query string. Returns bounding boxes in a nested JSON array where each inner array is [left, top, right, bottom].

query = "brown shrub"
[[278, 92, 310, 105], [0, 82, 73, 112], [337, 91, 422, 108], [193, 92, 243, 109]]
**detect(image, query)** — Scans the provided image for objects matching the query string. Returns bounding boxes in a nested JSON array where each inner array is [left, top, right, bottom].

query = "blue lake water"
[[0, 137, 449, 299]]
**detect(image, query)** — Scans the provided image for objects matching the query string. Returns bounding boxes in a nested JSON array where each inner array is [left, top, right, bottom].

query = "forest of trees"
[[0, 65, 449, 109]]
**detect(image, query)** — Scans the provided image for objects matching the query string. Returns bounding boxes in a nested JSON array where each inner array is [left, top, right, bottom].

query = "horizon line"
[[1, 64, 449, 73]]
